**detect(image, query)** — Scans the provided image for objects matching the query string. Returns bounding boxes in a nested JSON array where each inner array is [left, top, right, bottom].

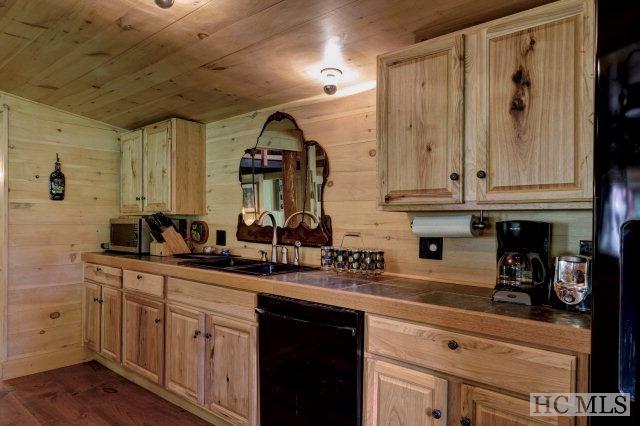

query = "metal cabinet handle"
[[154, 318, 161, 324], [193, 330, 201, 338], [137, 274, 143, 280], [450, 172, 460, 181], [135, 196, 141, 201], [204, 333, 212, 339], [93, 298, 99, 302], [460, 417, 471, 426], [96, 267, 102, 272], [476, 170, 486, 179], [448, 340, 459, 350], [98, 299, 104, 304], [431, 409, 442, 419], [141, 196, 146, 201]]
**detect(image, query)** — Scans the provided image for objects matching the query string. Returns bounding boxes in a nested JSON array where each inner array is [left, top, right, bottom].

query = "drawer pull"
[[96, 267, 102, 272], [193, 330, 201, 339], [154, 318, 161, 324], [460, 417, 471, 426], [449, 172, 459, 181], [137, 274, 143, 280], [476, 170, 486, 179], [431, 409, 442, 419], [447, 340, 459, 350]]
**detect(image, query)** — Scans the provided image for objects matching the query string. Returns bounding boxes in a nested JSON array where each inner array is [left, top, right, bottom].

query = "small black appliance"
[[492, 220, 551, 306]]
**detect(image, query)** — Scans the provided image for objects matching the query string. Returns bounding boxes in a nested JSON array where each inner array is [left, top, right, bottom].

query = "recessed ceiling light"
[[155, 0, 174, 9]]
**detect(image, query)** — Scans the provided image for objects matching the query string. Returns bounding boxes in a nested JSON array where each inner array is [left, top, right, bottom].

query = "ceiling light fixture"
[[155, 0, 174, 9], [320, 68, 342, 95]]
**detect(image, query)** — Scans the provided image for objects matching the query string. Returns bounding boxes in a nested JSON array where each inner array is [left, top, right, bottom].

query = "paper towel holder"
[[472, 211, 489, 232]]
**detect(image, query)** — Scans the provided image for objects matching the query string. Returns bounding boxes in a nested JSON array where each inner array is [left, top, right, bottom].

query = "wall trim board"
[[0, 103, 8, 364], [0, 346, 89, 380]]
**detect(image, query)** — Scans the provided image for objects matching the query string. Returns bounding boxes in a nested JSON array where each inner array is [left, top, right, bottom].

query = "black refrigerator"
[[592, 1, 640, 423]]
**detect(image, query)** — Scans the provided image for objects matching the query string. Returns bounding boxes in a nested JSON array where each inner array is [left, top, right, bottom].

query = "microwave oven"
[[110, 218, 151, 254]]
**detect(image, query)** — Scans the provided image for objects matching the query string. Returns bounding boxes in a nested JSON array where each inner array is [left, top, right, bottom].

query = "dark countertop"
[[82, 252, 591, 353]]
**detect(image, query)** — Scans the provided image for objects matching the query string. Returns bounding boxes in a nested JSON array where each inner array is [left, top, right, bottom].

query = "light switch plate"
[[419, 237, 443, 260]]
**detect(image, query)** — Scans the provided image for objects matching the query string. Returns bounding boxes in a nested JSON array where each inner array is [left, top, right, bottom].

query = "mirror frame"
[[236, 111, 333, 247]]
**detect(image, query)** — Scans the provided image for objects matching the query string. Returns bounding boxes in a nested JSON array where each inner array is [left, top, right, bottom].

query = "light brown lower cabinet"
[[165, 304, 206, 404], [123, 293, 165, 385], [365, 357, 448, 425], [204, 314, 258, 426], [83, 281, 101, 352], [460, 385, 570, 426], [100, 286, 122, 363]]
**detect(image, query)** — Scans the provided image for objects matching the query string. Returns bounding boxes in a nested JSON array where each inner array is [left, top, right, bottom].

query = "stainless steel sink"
[[178, 257, 316, 276]]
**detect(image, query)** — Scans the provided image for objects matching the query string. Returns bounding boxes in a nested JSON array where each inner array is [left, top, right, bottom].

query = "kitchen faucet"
[[257, 212, 280, 263]]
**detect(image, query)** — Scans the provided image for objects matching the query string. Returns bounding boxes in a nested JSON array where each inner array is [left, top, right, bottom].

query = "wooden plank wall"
[[0, 92, 120, 378], [200, 89, 593, 287]]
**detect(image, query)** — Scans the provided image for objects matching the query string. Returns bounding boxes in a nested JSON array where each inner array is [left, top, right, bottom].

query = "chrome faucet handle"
[[258, 250, 268, 262], [280, 246, 289, 264], [293, 241, 301, 266]]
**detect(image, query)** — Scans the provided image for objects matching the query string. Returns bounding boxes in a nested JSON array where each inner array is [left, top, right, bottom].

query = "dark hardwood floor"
[[0, 361, 210, 425]]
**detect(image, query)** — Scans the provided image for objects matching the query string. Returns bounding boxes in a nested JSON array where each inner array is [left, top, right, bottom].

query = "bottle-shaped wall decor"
[[49, 153, 65, 200]]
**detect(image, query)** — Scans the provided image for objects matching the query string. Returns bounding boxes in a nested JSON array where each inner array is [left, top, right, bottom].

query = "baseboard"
[[0, 346, 90, 380], [93, 354, 231, 426]]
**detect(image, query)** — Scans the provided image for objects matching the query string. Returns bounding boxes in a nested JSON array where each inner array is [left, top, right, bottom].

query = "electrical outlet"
[[216, 230, 227, 246], [419, 237, 443, 260]]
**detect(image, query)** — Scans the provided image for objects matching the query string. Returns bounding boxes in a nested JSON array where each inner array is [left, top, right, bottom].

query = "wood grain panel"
[[205, 314, 257, 426], [120, 130, 143, 214], [365, 357, 448, 426], [379, 33, 464, 206], [476, 0, 594, 203], [82, 282, 100, 352], [122, 293, 164, 385], [366, 314, 576, 394], [2, 91, 120, 369], [123, 269, 164, 298], [165, 304, 205, 404], [84, 263, 122, 288], [142, 120, 171, 212], [99, 286, 122, 363]]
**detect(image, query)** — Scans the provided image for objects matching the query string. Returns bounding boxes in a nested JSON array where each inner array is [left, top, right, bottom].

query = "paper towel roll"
[[411, 215, 481, 238]]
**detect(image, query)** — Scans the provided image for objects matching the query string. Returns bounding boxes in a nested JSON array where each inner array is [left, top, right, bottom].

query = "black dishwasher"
[[257, 294, 364, 426]]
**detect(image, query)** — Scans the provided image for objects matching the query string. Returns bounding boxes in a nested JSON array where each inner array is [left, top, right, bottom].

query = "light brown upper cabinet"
[[120, 118, 205, 215], [378, 33, 464, 207], [377, 0, 594, 211], [475, 0, 594, 204]]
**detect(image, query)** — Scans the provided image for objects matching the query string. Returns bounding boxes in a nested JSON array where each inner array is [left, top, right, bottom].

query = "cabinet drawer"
[[366, 315, 576, 395], [167, 277, 256, 322], [84, 263, 122, 288], [123, 270, 164, 298]]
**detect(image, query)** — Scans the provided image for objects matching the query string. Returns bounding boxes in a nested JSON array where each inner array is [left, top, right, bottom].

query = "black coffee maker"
[[492, 220, 551, 306]]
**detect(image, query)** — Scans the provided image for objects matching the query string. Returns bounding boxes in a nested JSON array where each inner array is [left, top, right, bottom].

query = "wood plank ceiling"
[[0, 0, 550, 129]]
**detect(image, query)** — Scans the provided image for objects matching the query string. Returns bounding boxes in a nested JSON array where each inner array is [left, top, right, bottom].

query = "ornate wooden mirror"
[[236, 112, 332, 247]]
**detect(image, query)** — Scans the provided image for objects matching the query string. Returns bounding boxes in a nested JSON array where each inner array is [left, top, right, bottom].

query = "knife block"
[[150, 241, 172, 257]]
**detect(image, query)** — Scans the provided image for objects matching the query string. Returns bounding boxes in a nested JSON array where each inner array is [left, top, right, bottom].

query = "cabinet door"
[[205, 314, 257, 425], [365, 358, 447, 426], [378, 33, 464, 207], [120, 130, 143, 214], [83, 282, 101, 352], [143, 120, 172, 212], [460, 385, 570, 426], [476, 0, 594, 203], [100, 286, 122, 363], [123, 294, 164, 384], [165, 304, 205, 404]]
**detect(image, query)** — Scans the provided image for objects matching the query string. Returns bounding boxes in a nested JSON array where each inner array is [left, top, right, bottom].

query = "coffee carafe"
[[492, 221, 551, 306]]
